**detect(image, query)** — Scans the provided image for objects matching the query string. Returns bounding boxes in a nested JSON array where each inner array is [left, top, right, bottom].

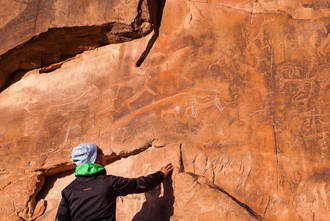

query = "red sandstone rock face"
[[0, 0, 329, 220], [0, 0, 155, 90]]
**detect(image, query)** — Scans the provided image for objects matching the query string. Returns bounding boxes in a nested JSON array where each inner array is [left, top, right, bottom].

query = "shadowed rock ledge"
[[0, 0, 162, 91]]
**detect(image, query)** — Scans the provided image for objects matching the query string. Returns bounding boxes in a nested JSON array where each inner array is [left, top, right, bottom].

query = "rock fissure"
[[0, 0, 168, 91], [185, 171, 265, 221], [105, 140, 157, 164], [179, 144, 185, 173], [0, 21, 150, 92], [135, 0, 166, 67], [262, 196, 271, 218], [39, 58, 73, 74], [179, 144, 264, 220], [272, 123, 279, 167]]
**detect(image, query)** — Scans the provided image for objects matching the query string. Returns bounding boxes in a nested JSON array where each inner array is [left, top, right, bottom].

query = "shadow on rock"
[[132, 175, 174, 221]]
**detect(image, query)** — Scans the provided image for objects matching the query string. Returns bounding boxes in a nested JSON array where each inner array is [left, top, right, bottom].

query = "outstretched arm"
[[113, 163, 173, 196]]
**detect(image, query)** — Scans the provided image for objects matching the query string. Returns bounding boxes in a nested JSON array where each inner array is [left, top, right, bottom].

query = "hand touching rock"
[[160, 163, 174, 178]]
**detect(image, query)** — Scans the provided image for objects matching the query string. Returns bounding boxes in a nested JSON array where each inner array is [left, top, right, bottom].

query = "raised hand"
[[160, 163, 174, 178]]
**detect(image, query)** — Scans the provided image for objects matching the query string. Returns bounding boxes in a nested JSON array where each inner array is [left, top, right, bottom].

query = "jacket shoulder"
[[61, 179, 78, 195]]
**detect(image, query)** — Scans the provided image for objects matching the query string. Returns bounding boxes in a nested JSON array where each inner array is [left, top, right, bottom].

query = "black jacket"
[[55, 169, 164, 221]]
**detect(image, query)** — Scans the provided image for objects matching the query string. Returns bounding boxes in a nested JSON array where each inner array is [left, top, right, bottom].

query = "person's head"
[[71, 143, 106, 167]]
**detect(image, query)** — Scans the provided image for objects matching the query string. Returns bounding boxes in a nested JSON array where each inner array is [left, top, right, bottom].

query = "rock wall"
[[0, 0, 329, 220]]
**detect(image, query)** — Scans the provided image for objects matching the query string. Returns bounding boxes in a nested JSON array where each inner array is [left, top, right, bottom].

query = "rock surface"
[[0, 0, 156, 90], [0, 0, 329, 220]]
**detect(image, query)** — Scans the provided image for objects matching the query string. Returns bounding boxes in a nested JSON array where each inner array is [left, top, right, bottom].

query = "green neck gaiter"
[[74, 163, 105, 175]]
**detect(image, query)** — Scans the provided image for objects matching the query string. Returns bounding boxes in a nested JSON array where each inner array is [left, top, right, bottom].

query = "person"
[[55, 143, 173, 221]]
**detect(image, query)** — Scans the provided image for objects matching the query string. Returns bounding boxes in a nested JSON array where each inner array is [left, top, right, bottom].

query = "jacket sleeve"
[[111, 171, 164, 196], [55, 189, 71, 221]]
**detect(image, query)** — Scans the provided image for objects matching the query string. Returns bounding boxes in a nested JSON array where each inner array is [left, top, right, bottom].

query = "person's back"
[[56, 143, 173, 221]]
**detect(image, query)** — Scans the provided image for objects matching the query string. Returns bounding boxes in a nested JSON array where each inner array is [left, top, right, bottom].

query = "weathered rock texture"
[[0, 0, 161, 90], [0, 0, 329, 220]]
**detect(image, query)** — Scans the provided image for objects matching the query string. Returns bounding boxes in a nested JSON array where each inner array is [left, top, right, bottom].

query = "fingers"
[[160, 163, 174, 179], [165, 163, 173, 170], [163, 163, 173, 172]]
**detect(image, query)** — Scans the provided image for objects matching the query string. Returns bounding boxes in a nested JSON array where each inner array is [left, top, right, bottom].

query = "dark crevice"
[[184, 172, 265, 220], [179, 144, 185, 173], [39, 60, 67, 74], [263, 196, 271, 218], [1, 70, 29, 90], [185, 171, 199, 181], [272, 123, 279, 167], [136, 0, 166, 67], [105, 140, 155, 164], [273, 129, 279, 194], [207, 183, 265, 220], [0, 0, 167, 92], [0, 22, 148, 92]]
